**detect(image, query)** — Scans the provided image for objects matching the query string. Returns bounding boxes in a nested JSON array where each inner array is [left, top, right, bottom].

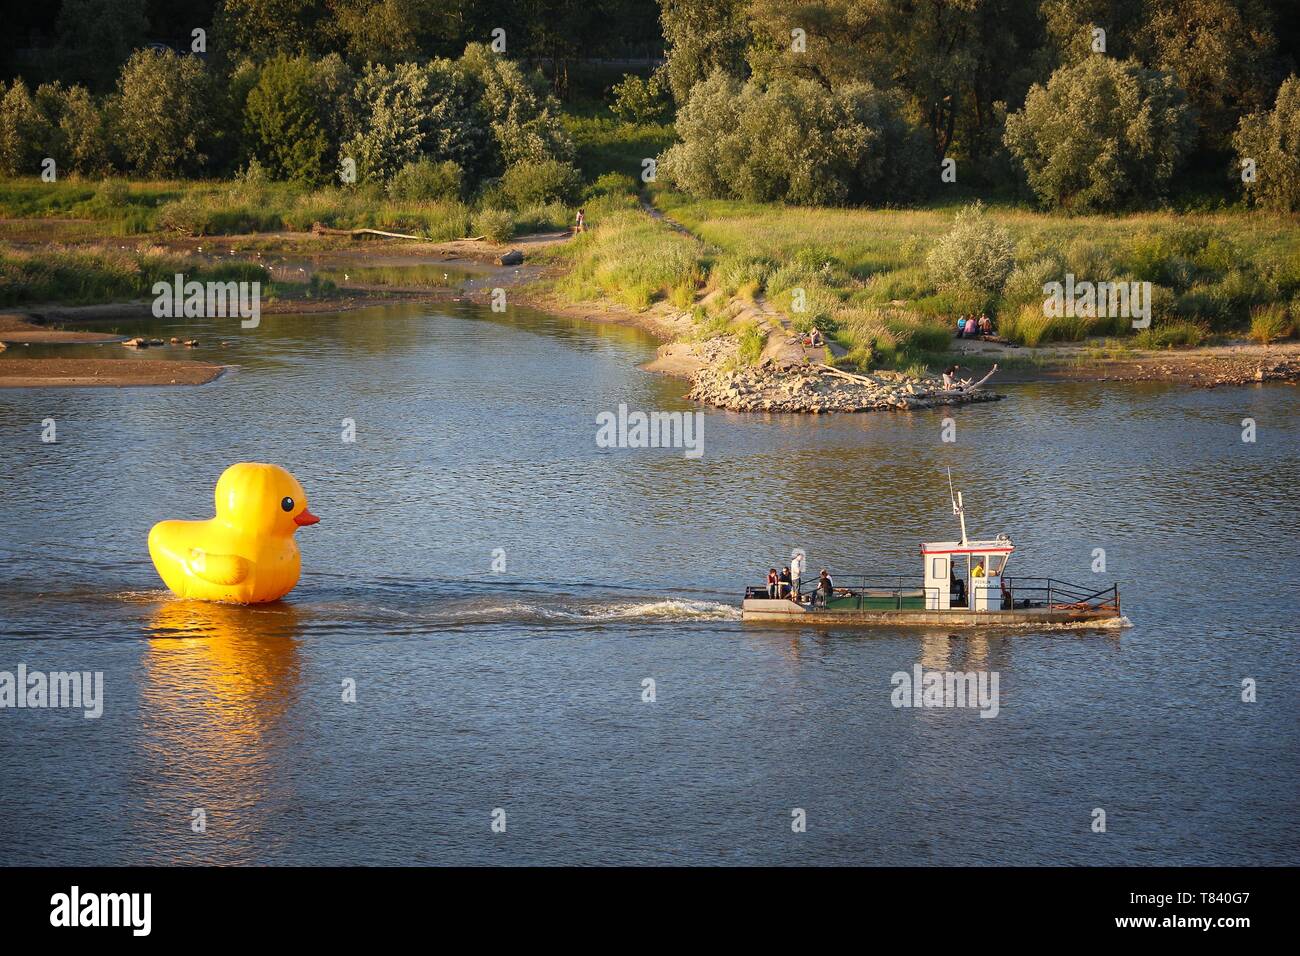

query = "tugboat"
[[742, 473, 1121, 626]]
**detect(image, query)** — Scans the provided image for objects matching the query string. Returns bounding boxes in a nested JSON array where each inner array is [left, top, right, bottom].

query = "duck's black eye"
[[281, 496, 295, 512]]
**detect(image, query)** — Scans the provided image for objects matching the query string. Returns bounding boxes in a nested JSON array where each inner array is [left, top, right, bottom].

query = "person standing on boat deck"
[[790, 550, 804, 601], [767, 568, 778, 599]]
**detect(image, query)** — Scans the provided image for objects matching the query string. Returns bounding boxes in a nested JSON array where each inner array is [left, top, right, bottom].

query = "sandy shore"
[[0, 357, 225, 387], [0, 313, 125, 344]]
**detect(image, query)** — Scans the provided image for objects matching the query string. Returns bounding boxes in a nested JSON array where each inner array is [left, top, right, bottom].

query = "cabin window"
[[931, 557, 947, 579]]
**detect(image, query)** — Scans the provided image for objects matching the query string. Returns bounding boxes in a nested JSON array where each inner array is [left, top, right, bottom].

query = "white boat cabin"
[[922, 535, 1014, 610], [922, 479, 1014, 611]]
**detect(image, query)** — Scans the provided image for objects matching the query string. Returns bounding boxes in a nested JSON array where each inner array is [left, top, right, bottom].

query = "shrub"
[[1004, 57, 1197, 210], [244, 54, 352, 187], [610, 72, 672, 125], [926, 202, 1014, 296], [585, 172, 640, 201], [458, 43, 575, 170], [42, 83, 112, 175], [1249, 304, 1292, 344], [387, 159, 463, 201], [114, 49, 212, 177], [659, 71, 927, 205], [499, 159, 581, 207], [1134, 320, 1208, 349], [157, 196, 210, 236], [1233, 75, 1300, 212], [1002, 256, 1064, 311], [93, 179, 129, 207], [344, 60, 490, 185], [0, 79, 50, 175], [473, 208, 515, 243]]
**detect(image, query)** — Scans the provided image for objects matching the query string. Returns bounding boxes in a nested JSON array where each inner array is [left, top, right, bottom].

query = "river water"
[[1, 299, 1297, 865]]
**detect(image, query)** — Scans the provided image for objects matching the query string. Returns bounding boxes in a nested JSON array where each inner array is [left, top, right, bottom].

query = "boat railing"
[[995, 577, 1120, 612], [745, 574, 1119, 613], [747, 575, 941, 609]]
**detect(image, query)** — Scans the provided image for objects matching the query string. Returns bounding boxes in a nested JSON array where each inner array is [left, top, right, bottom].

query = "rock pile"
[[688, 359, 1001, 413]]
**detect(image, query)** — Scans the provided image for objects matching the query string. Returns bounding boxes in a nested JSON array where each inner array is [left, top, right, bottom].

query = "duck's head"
[[214, 462, 319, 536]]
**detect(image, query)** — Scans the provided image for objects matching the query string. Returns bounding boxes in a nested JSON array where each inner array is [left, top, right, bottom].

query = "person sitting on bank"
[[955, 316, 966, 338], [942, 364, 961, 389], [779, 566, 793, 599], [979, 314, 993, 336], [767, 567, 778, 599]]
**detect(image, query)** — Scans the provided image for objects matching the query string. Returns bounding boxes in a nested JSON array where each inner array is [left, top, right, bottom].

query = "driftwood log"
[[310, 222, 488, 242]]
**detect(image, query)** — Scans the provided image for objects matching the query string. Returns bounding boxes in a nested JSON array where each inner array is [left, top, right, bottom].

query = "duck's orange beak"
[[294, 509, 320, 526]]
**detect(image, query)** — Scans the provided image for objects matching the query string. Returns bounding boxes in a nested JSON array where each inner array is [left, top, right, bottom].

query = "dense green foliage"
[[243, 54, 352, 186], [661, 72, 926, 205], [1004, 57, 1198, 210], [1233, 75, 1300, 212]]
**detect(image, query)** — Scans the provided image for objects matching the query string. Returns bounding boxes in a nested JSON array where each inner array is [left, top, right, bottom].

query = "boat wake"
[[992, 614, 1134, 631], [413, 597, 742, 626]]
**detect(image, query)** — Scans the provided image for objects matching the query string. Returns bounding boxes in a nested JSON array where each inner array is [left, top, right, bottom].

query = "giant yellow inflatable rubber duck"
[[148, 462, 320, 604]]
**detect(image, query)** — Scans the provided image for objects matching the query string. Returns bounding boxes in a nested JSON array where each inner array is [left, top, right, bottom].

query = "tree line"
[[1, 1, 1297, 212], [657, 0, 1300, 211]]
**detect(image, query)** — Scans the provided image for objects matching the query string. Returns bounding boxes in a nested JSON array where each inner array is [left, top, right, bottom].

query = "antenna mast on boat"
[[947, 468, 968, 545]]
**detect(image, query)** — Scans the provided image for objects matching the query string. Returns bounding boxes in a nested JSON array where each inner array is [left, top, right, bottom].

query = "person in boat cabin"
[[779, 566, 792, 598], [767, 568, 778, 599], [951, 567, 966, 607], [972, 560, 986, 577], [790, 551, 804, 599]]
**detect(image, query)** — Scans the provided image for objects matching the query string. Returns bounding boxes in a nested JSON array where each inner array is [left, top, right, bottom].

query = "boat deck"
[[742, 575, 1121, 626]]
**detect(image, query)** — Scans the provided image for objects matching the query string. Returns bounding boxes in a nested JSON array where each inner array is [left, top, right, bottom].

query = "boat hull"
[[741, 598, 1120, 626]]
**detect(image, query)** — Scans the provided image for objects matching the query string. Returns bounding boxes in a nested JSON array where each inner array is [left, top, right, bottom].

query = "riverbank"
[[4, 218, 1299, 400]]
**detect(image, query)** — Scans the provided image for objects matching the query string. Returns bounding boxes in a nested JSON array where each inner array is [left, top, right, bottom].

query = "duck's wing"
[[188, 549, 252, 586]]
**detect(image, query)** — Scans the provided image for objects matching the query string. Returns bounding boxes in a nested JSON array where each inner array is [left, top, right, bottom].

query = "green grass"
[[0, 177, 542, 242], [0, 243, 271, 307], [651, 188, 1300, 362], [734, 320, 767, 365], [1248, 303, 1294, 344], [550, 195, 702, 310]]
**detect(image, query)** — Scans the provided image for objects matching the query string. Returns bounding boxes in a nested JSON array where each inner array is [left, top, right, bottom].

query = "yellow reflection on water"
[[136, 600, 303, 860]]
